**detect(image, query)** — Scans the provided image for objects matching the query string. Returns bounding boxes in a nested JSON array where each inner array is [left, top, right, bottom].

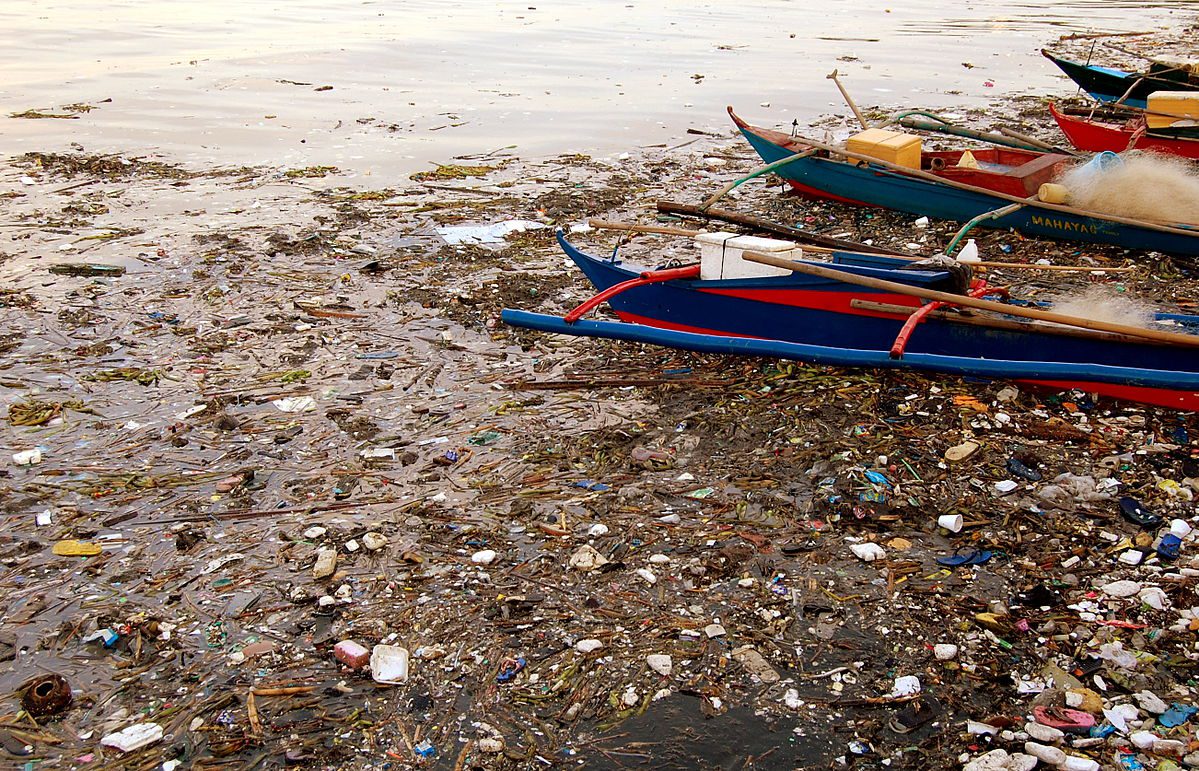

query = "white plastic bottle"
[[956, 238, 980, 263]]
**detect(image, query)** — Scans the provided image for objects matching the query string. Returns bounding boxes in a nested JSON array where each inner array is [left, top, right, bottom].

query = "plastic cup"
[[1169, 519, 1192, 539], [937, 514, 964, 533]]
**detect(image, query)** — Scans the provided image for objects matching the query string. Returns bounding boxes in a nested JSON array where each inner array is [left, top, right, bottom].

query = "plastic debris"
[[849, 542, 885, 561], [100, 723, 164, 753], [51, 540, 102, 557], [369, 644, 410, 684]]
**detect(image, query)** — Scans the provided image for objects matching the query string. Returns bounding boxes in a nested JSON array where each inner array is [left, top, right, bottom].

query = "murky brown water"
[[3, 0, 1195, 183]]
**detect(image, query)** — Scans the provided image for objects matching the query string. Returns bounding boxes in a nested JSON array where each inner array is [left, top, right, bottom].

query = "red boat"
[[1049, 102, 1199, 160]]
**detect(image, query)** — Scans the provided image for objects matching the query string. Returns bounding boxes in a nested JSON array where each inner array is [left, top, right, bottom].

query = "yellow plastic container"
[[845, 129, 922, 169], [1146, 91, 1199, 129], [1038, 183, 1071, 204]]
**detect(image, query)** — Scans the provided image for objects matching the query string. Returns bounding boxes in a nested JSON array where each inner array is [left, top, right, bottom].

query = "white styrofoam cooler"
[[695, 231, 800, 280]]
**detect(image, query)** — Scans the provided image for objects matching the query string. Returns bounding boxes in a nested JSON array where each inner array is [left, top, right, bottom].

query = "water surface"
[[2, 0, 1195, 182]]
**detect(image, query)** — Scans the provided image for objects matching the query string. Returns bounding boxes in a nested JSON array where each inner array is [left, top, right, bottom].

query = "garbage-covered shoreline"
[[3, 94, 1199, 771]]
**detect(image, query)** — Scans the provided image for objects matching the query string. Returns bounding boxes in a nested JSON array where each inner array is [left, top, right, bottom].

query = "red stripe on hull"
[[697, 287, 922, 317], [614, 311, 749, 337], [782, 179, 876, 207], [1019, 380, 1199, 412]]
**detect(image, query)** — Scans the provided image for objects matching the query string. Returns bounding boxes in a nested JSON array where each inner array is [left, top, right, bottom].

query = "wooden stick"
[[251, 685, 317, 696], [781, 132, 1199, 236], [1072, 99, 1199, 123], [656, 200, 905, 256], [827, 69, 869, 130], [587, 219, 701, 237], [742, 250, 1199, 348], [1057, 31, 1152, 42]]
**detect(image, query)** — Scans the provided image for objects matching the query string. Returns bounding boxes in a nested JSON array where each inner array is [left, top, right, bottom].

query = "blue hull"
[[502, 309, 1199, 400], [501, 233, 1199, 410], [1042, 49, 1198, 109], [732, 114, 1199, 256]]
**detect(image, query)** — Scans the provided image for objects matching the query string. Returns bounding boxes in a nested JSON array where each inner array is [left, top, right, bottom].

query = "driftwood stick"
[[587, 219, 701, 237]]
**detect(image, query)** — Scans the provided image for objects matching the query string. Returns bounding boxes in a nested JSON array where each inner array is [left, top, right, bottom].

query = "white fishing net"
[[1056, 150, 1199, 225], [1049, 285, 1159, 330]]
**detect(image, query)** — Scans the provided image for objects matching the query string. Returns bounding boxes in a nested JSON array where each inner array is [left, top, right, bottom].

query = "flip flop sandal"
[[1032, 705, 1096, 733], [936, 549, 993, 567], [888, 695, 941, 734], [1069, 656, 1104, 679], [1157, 534, 1183, 560], [1120, 497, 1163, 528], [964, 550, 993, 565], [1006, 457, 1042, 482]]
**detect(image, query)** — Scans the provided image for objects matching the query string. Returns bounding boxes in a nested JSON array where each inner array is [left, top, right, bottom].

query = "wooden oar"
[[780, 134, 1199, 236], [742, 250, 1199, 348]]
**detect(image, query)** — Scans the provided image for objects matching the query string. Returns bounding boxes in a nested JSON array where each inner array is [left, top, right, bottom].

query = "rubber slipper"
[[1120, 497, 1163, 528], [936, 550, 993, 567], [1032, 705, 1096, 733], [963, 550, 993, 565], [888, 695, 941, 734], [1006, 457, 1042, 482], [1157, 534, 1183, 560]]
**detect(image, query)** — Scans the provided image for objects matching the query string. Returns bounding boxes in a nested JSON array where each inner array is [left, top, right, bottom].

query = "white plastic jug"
[[956, 238, 980, 263]]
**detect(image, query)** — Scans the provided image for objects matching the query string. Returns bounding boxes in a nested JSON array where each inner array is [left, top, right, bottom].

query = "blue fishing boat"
[[1041, 49, 1198, 109], [728, 108, 1199, 256], [502, 231, 1199, 411]]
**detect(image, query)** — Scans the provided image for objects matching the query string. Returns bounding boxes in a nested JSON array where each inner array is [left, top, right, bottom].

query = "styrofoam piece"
[[101, 722, 164, 752], [370, 644, 410, 684]]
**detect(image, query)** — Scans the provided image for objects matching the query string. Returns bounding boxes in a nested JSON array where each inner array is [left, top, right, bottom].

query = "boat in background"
[[502, 232, 1199, 411], [729, 107, 1199, 257], [1049, 103, 1199, 160], [1041, 49, 1199, 108]]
